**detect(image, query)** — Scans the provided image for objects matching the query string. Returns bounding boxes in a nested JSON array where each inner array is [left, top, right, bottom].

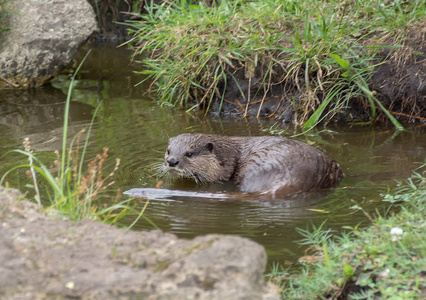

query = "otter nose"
[[167, 159, 179, 167]]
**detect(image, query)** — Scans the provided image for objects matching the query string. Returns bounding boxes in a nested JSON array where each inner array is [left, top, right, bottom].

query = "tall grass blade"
[[61, 50, 92, 183], [303, 84, 344, 130], [330, 53, 405, 130]]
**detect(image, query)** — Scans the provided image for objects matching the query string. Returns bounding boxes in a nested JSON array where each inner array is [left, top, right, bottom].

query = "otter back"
[[163, 133, 345, 195]]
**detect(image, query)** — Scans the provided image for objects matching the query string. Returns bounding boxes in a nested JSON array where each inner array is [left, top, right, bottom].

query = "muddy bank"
[[370, 24, 426, 122], [124, 1, 426, 126], [0, 187, 278, 300], [213, 25, 426, 123]]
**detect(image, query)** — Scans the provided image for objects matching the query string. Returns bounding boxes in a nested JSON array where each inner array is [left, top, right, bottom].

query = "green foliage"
[[126, 0, 425, 128], [1, 51, 152, 228], [328, 53, 404, 130], [0, 1, 11, 33], [268, 165, 426, 299]]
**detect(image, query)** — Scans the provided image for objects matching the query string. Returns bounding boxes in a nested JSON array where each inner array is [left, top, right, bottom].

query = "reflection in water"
[[0, 86, 95, 152], [0, 86, 93, 135], [0, 44, 425, 266], [125, 185, 364, 262]]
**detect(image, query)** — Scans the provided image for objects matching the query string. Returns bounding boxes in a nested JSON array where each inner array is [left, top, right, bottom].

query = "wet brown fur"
[[163, 133, 345, 194]]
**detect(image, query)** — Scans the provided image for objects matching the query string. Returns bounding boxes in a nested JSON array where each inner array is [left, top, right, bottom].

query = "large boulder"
[[0, 187, 279, 299], [0, 0, 97, 88]]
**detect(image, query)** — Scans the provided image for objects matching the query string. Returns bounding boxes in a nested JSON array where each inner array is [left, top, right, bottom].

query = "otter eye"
[[185, 152, 193, 158], [166, 148, 170, 155]]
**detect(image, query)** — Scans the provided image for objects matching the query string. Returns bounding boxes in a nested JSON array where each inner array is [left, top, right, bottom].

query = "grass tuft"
[[268, 164, 426, 299], [125, 0, 426, 128]]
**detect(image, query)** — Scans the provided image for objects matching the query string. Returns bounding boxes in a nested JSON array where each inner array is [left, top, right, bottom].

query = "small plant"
[[268, 165, 426, 299], [1, 51, 153, 228], [2, 136, 123, 223]]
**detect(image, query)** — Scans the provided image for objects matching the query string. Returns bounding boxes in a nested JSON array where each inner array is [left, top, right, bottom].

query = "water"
[[0, 43, 425, 265]]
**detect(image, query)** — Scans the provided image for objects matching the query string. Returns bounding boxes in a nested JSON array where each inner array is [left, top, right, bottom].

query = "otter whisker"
[[192, 173, 205, 185], [145, 160, 164, 173]]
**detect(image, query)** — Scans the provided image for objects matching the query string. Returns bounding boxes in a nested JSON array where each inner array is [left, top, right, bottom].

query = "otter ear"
[[206, 142, 214, 152]]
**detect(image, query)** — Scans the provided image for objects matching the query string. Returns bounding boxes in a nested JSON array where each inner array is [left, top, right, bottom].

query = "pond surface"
[[0, 43, 425, 265]]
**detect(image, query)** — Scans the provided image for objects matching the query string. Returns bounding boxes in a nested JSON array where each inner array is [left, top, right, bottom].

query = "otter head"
[[163, 134, 236, 183]]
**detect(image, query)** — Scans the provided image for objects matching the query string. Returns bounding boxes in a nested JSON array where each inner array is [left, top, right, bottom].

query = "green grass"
[[126, 0, 426, 129], [0, 51, 152, 228], [268, 166, 426, 299], [0, 1, 11, 34]]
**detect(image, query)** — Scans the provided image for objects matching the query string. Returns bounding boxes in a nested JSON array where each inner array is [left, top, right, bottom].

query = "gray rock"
[[0, 187, 279, 299], [0, 0, 97, 88]]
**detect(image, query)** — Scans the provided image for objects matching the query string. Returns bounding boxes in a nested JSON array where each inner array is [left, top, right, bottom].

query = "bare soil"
[[371, 24, 426, 122]]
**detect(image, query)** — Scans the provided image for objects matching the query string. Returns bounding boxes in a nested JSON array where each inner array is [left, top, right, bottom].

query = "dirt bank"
[[370, 24, 426, 122], [214, 25, 426, 123], [125, 1, 426, 126]]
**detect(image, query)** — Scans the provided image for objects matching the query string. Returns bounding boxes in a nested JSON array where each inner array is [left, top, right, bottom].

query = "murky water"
[[0, 44, 425, 265]]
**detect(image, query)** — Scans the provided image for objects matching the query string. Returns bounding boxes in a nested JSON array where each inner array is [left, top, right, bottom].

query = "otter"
[[163, 133, 344, 195]]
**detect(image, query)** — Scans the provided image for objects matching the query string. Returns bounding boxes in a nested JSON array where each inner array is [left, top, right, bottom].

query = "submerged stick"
[[123, 187, 307, 202], [124, 188, 230, 200]]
